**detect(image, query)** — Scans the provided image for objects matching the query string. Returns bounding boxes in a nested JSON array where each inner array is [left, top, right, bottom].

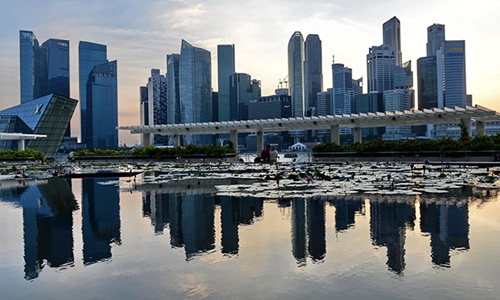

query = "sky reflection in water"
[[0, 177, 498, 300]]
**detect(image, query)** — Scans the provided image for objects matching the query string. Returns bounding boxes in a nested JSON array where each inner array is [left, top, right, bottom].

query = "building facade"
[[383, 89, 413, 140], [86, 61, 118, 149], [146, 69, 168, 145], [367, 45, 396, 93], [0, 94, 77, 157], [166, 53, 181, 125], [426, 24, 445, 56], [305, 34, 323, 116], [19, 30, 47, 104], [217, 45, 235, 122], [79, 41, 108, 145], [383, 16, 402, 66], [440, 40, 467, 108], [288, 31, 306, 117], [179, 40, 212, 145]]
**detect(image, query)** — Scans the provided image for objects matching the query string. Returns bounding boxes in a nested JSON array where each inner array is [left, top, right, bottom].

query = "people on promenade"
[[260, 144, 271, 162], [269, 146, 279, 163]]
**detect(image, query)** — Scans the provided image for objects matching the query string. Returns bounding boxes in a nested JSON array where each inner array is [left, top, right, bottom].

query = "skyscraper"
[[332, 62, 360, 134], [427, 24, 445, 56], [288, 31, 305, 117], [440, 40, 467, 108], [417, 56, 438, 110], [166, 53, 180, 125], [367, 45, 396, 93], [229, 73, 255, 121], [383, 16, 402, 66], [179, 40, 212, 145], [147, 69, 168, 145], [19, 30, 47, 104], [86, 60, 118, 149], [42, 39, 70, 98], [217, 45, 235, 122], [383, 89, 413, 140], [305, 34, 323, 116], [79, 41, 108, 145], [139, 86, 149, 145]]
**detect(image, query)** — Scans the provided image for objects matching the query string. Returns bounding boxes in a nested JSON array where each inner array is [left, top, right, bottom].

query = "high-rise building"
[[356, 92, 385, 138], [147, 69, 168, 145], [248, 94, 292, 120], [383, 89, 413, 140], [179, 40, 212, 145], [139, 86, 149, 145], [383, 16, 402, 66], [305, 34, 323, 116], [440, 40, 467, 108], [217, 45, 235, 122], [288, 31, 305, 117], [367, 45, 396, 93], [393, 60, 414, 109], [19, 30, 47, 104], [86, 60, 118, 149], [417, 56, 438, 110], [229, 73, 260, 121], [316, 89, 332, 117], [427, 24, 445, 56], [332, 62, 360, 135], [166, 53, 180, 124], [79, 41, 108, 145]]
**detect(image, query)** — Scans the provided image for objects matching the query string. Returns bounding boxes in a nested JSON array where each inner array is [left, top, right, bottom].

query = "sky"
[[1, 0, 499, 146]]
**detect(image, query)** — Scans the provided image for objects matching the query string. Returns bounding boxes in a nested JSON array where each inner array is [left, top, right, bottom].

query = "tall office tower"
[[79, 41, 108, 145], [42, 38, 70, 136], [288, 31, 306, 117], [440, 40, 467, 108], [383, 16, 402, 66], [427, 24, 445, 56], [417, 56, 438, 110], [393, 60, 414, 108], [217, 45, 235, 121], [86, 60, 118, 149], [316, 89, 332, 116], [251, 79, 261, 99], [305, 34, 323, 116], [367, 45, 396, 93], [356, 92, 385, 138], [19, 30, 47, 104], [139, 86, 149, 145], [166, 53, 180, 125], [229, 73, 253, 121], [179, 40, 212, 145], [332, 62, 360, 134], [383, 89, 413, 140], [147, 69, 168, 145]]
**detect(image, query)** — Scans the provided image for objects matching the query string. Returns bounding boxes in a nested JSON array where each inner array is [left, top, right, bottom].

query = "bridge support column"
[[256, 131, 264, 154], [230, 130, 238, 152], [330, 125, 340, 144], [353, 127, 362, 143], [173, 134, 181, 147], [476, 119, 485, 135], [143, 133, 151, 146], [460, 117, 472, 137], [17, 139, 25, 151]]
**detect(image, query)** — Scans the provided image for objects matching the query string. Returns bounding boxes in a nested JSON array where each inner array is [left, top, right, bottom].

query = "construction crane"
[[278, 75, 288, 89]]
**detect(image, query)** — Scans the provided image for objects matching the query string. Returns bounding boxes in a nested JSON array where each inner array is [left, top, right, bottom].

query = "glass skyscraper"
[[166, 53, 180, 125], [146, 69, 168, 145], [305, 34, 323, 116], [79, 41, 108, 145], [288, 31, 305, 117], [383, 16, 402, 66], [440, 40, 467, 108], [367, 45, 396, 93], [217, 45, 235, 122], [427, 24, 445, 56], [417, 56, 438, 110], [179, 40, 212, 145], [86, 61, 118, 149], [42, 39, 70, 98], [19, 30, 47, 104]]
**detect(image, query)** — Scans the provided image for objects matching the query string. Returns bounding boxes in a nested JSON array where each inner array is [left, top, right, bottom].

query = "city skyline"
[[1, 0, 499, 145]]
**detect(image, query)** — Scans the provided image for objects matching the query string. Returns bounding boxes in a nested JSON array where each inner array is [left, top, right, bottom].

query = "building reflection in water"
[[141, 189, 265, 259], [0, 179, 77, 280], [370, 198, 415, 274], [82, 178, 121, 265], [420, 190, 470, 267]]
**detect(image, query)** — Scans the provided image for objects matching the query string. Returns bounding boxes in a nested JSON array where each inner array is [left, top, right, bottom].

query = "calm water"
[[0, 177, 499, 299]]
